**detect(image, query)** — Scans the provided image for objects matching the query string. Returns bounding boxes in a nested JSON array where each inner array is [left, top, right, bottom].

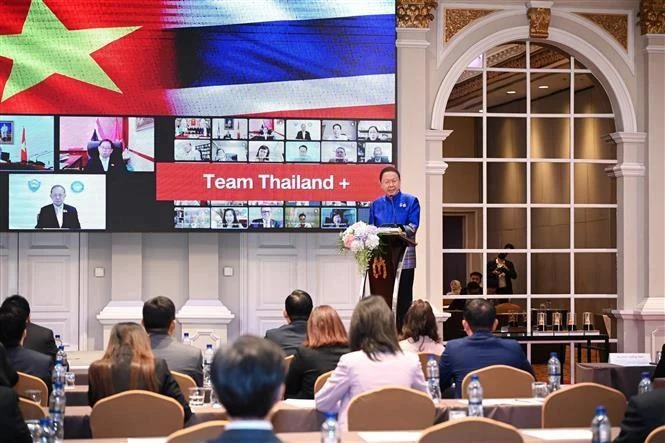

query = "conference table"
[[66, 427, 622, 442], [576, 362, 656, 398], [62, 398, 546, 439]]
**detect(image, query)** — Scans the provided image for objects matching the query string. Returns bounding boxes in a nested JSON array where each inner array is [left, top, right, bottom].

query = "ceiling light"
[[538, 85, 549, 89], [506, 90, 517, 94]]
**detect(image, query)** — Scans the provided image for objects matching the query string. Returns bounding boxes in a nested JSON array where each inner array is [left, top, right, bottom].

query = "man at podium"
[[369, 166, 420, 332]]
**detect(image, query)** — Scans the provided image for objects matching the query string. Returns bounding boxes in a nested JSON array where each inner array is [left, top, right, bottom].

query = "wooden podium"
[[362, 231, 417, 315]]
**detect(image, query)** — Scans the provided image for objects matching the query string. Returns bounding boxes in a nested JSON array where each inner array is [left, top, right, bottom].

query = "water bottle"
[[591, 405, 611, 443], [203, 344, 214, 389], [54, 334, 63, 349], [547, 352, 561, 392], [56, 345, 69, 371], [182, 332, 193, 346], [52, 355, 65, 388], [39, 417, 54, 442], [467, 374, 483, 417], [49, 382, 66, 442], [426, 355, 442, 401], [638, 371, 653, 394], [320, 412, 340, 443]]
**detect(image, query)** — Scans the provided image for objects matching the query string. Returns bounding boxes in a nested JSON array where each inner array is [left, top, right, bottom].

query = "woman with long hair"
[[315, 296, 428, 430], [399, 300, 444, 355], [285, 305, 349, 399], [87, 322, 191, 421], [221, 208, 240, 228]]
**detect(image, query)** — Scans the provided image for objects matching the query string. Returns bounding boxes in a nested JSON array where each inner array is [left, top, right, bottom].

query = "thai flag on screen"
[[0, 0, 396, 118]]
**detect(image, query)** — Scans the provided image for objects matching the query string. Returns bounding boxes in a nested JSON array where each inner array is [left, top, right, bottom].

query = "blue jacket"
[[369, 191, 420, 268], [438, 331, 534, 398]]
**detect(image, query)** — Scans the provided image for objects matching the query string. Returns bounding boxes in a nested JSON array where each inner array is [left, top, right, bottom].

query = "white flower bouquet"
[[337, 221, 381, 274]]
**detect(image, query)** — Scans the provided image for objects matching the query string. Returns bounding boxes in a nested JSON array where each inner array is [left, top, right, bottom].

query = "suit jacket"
[[35, 203, 81, 229], [366, 156, 389, 163], [264, 320, 307, 356], [486, 258, 517, 294], [285, 345, 349, 399], [438, 331, 534, 398], [0, 386, 32, 443], [315, 350, 429, 430], [615, 389, 665, 443], [5, 346, 53, 393], [209, 429, 281, 443], [652, 343, 665, 380], [85, 153, 127, 174], [23, 322, 58, 361], [88, 356, 192, 421], [295, 130, 311, 140], [250, 218, 281, 228], [0, 343, 18, 387], [149, 333, 203, 387]]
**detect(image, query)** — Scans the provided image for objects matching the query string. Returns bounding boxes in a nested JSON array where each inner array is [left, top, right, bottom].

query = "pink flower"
[[343, 235, 354, 248]]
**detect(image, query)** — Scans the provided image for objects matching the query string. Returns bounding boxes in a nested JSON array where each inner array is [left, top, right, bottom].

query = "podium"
[[362, 231, 417, 315]]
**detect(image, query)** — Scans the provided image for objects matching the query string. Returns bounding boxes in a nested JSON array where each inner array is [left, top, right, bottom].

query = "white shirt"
[[399, 337, 445, 355], [54, 204, 63, 228], [100, 156, 110, 172], [225, 420, 273, 431]]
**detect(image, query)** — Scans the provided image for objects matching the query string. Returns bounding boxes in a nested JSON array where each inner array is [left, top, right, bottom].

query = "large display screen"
[[0, 0, 396, 232]]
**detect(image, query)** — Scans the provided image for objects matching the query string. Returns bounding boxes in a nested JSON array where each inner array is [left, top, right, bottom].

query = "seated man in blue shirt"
[[439, 298, 534, 398], [368, 166, 420, 332]]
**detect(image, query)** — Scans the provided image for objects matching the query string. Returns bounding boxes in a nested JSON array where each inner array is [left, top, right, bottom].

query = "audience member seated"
[[265, 289, 313, 356], [399, 300, 445, 355], [0, 304, 53, 393], [653, 343, 665, 380], [460, 272, 483, 295], [0, 342, 18, 387], [1, 295, 57, 360], [438, 298, 534, 398], [209, 335, 285, 443], [285, 305, 350, 399], [87, 322, 191, 422], [315, 296, 428, 430], [615, 389, 665, 443], [446, 280, 461, 296], [142, 296, 203, 386], [0, 386, 31, 443]]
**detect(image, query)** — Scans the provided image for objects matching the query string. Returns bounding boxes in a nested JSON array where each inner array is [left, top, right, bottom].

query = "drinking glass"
[[24, 389, 42, 405], [65, 372, 76, 389], [531, 382, 548, 399], [567, 312, 577, 331], [188, 387, 205, 407], [583, 311, 594, 331], [552, 312, 562, 332], [25, 419, 41, 441], [537, 311, 546, 331]]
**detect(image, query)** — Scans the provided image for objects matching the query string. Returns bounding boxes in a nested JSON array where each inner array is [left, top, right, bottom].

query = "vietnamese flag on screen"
[[0, 0, 396, 118]]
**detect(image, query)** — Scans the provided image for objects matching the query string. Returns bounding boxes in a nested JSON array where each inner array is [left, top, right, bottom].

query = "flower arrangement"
[[338, 221, 381, 273]]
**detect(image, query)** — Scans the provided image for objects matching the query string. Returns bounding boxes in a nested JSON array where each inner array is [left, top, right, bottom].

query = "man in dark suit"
[[323, 211, 349, 228], [250, 207, 282, 228], [85, 139, 127, 174], [142, 296, 203, 386], [439, 298, 534, 398], [0, 343, 18, 387], [365, 145, 389, 163], [265, 290, 313, 356], [210, 335, 285, 443], [0, 305, 53, 393], [653, 343, 665, 380], [35, 184, 81, 229], [295, 123, 311, 140], [1, 295, 57, 360], [487, 243, 517, 304], [0, 386, 32, 443], [615, 389, 665, 443]]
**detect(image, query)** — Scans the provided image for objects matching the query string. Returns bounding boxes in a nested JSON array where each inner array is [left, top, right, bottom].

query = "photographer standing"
[[487, 243, 517, 304]]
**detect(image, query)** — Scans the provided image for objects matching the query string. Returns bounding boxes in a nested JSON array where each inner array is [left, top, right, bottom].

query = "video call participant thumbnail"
[[285, 208, 319, 228], [321, 208, 356, 229], [85, 139, 127, 174], [249, 207, 283, 228], [35, 185, 81, 229], [212, 207, 248, 229]]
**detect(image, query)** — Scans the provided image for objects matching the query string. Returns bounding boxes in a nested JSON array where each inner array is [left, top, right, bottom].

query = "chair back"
[[18, 397, 46, 421], [653, 377, 665, 390], [646, 425, 665, 443], [90, 390, 184, 437], [542, 383, 626, 428], [418, 353, 441, 380], [171, 371, 197, 402], [284, 355, 294, 373], [314, 370, 333, 394], [347, 386, 436, 431], [14, 372, 48, 406], [461, 365, 534, 399], [418, 417, 523, 443], [166, 420, 228, 443]]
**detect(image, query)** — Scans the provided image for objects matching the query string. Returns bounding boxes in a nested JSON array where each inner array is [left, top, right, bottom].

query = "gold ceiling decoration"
[[639, 0, 665, 34], [578, 13, 628, 49], [396, 0, 438, 29], [527, 7, 551, 39], [445, 9, 495, 42]]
